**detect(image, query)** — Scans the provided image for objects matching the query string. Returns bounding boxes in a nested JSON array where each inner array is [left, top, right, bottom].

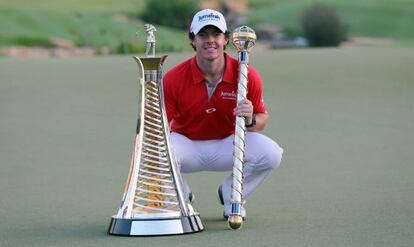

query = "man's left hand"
[[234, 99, 254, 125]]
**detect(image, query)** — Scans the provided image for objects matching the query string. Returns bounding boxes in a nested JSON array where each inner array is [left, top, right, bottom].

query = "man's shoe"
[[218, 186, 246, 220]]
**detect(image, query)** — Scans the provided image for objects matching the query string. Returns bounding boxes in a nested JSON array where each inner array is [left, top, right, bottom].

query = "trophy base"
[[108, 215, 204, 236]]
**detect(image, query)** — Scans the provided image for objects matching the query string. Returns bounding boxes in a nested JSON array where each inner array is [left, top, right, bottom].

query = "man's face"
[[192, 26, 228, 61]]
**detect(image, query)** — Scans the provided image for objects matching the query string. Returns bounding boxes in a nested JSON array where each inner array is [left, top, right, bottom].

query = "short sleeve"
[[247, 66, 267, 113]]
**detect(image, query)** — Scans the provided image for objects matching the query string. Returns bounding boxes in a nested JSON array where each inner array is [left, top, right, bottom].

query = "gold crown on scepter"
[[231, 25, 257, 52]]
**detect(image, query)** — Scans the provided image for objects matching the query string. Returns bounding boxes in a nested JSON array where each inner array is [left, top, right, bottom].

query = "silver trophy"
[[229, 26, 257, 230], [108, 24, 204, 236]]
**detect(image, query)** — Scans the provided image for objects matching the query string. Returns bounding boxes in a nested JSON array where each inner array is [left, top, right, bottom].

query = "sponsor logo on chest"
[[220, 90, 237, 100]]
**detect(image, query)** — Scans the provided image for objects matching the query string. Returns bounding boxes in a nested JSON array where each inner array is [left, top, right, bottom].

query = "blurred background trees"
[[140, 0, 198, 29], [301, 4, 347, 47], [0, 0, 413, 56]]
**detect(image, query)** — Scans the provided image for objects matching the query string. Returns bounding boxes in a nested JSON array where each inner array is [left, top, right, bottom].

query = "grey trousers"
[[170, 132, 284, 215]]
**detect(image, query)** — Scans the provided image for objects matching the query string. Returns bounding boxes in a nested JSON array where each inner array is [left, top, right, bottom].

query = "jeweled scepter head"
[[231, 25, 256, 53]]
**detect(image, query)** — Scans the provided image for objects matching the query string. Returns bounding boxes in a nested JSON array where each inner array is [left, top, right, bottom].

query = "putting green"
[[0, 47, 413, 247]]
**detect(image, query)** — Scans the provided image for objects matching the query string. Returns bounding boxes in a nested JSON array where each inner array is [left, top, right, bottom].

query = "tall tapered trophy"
[[108, 24, 204, 236]]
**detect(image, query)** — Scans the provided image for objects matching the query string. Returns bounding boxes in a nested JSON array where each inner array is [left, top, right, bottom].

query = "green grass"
[[0, 0, 145, 12], [1, 0, 414, 53], [1, 47, 413, 246], [247, 0, 414, 41], [0, 0, 192, 53]]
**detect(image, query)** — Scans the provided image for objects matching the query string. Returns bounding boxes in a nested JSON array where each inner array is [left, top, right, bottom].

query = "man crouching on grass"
[[163, 9, 284, 219]]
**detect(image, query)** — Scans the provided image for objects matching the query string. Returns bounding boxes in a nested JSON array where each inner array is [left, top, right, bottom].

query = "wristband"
[[245, 113, 256, 128]]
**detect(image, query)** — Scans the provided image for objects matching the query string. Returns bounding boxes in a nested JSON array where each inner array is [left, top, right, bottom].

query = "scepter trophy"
[[107, 24, 204, 236], [229, 26, 257, 230]]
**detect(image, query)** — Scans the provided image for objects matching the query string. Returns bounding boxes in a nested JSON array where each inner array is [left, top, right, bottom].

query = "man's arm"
[[234, 99, 269, 132]]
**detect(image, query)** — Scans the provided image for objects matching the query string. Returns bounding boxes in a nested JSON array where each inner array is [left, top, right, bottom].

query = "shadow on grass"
[[202, 216, 239, 232]]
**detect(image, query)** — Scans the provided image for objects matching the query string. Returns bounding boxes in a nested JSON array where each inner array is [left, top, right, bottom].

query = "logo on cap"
[[198, 12, 220, 22]]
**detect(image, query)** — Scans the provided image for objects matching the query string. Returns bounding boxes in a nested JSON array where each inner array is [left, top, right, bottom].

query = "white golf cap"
[[190, 9, 227, 34]]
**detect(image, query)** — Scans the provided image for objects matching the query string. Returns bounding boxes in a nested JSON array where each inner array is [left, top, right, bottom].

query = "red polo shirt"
[[163, 53, 266, 140]]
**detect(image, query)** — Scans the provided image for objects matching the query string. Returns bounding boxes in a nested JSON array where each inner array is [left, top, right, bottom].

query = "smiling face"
[[191, 26, 229, 61]]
